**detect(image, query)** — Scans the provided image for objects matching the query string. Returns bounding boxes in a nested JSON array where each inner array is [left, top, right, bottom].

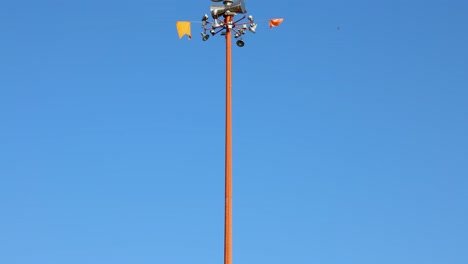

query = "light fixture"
[[249, 23, 257, 33], [202, 14, 209, 21], [236, 39, 245, 47], [213, 19, 223, 28], [248, 15, 254, 22], [201, 32, 210, 41]]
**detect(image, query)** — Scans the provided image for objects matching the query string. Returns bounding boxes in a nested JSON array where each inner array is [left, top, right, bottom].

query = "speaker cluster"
[[200, 0, 257, 47]]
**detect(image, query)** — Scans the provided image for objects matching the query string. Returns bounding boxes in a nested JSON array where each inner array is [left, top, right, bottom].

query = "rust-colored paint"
[[224, 14, 233, 264]]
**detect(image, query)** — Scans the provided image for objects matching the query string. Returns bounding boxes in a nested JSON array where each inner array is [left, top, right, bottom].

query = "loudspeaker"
[[210, 0, 247, 18]]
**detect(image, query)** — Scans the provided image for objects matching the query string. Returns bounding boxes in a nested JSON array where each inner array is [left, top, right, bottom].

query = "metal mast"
[[224, 13, 233, 264], [200, 1, 257, 264]]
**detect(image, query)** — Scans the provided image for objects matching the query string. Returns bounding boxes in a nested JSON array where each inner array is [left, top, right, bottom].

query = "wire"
[[178, 19, 275, 24]]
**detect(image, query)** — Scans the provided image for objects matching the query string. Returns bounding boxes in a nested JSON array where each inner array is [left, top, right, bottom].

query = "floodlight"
[[210, 29, 216, 35], [202, 14, 209, 21], [213, 19, 223, 28], [248, 15, 254, 22], [249, 23, 257, 33], [201, 32, 210, 41], [236, 39, 245, 47], [234, 33, 240, 38]]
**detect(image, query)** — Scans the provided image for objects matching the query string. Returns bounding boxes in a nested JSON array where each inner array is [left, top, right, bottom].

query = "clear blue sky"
[[1, 0, 468, 263]]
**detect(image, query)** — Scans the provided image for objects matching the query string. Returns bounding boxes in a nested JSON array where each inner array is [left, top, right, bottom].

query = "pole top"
[[202, 0, 254, 47]]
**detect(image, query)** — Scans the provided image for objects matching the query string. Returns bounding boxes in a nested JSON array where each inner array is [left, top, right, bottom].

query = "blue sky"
[[1, 0, 468, 263]]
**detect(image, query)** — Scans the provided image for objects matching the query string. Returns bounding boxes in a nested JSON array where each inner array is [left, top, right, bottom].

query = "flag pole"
[[224, 14, 233, 264]]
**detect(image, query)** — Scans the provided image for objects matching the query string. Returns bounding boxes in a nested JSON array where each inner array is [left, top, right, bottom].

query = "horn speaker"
[[210, 0, 247, 18]]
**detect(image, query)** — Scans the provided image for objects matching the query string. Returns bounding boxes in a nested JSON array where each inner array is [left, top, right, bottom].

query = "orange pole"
[[224, 15, 233, 264]]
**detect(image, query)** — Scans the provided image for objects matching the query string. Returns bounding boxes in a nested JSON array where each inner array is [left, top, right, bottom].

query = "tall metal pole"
[[197, 2, 259, 262], [224, 14, 233, 264]]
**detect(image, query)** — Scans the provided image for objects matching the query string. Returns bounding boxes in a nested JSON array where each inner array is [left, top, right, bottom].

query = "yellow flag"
[[176, 21, 191, 40]]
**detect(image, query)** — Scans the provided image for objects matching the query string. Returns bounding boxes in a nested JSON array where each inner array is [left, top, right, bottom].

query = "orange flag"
[[269, 18, 284, 29], [176, 21, 191, 39]]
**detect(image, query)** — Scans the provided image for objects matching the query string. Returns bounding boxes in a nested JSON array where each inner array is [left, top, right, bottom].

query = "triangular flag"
[[269, 18, 284, 29], [176, 21, 191, 40]]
